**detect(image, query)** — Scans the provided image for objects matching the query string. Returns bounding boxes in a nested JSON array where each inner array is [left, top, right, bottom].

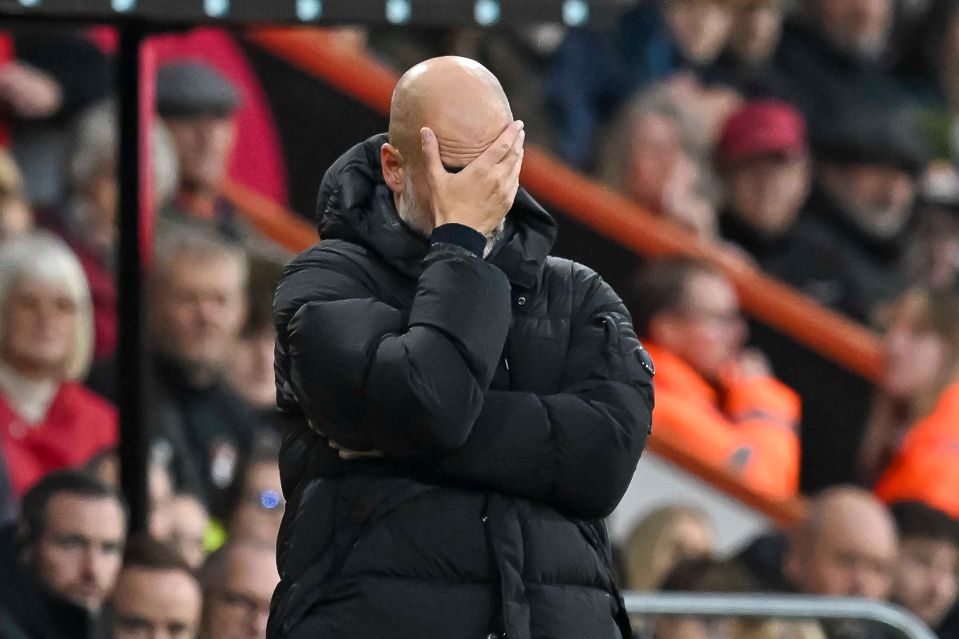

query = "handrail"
[[623, 593, 936, 639], [244, 27, 884, 383], [220, 177, 316, 252]]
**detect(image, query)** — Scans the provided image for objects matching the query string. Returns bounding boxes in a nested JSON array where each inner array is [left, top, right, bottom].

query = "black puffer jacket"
[[269, 135, 654, 639]]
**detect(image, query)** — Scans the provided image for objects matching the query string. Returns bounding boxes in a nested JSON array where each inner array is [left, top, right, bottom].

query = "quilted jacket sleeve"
[[277, 243, 512, 455], [437, 267, 654, 519]]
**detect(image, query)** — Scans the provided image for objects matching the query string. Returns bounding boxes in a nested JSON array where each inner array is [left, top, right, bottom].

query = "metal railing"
[[623, 593, 936, 639]]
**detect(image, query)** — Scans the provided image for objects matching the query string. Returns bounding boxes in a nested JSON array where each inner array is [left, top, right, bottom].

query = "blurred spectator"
[[873, 290, 959, 517], [782, 487, 897, 600], [764, 0, 910, 139], [599, 86, 719, 239], [2, 29, 113, 207], [222, 440, 282, 546], [199, 540, 279, 639], [225, 256, 282, 422], [627, 259, 801, 498], [654, 557, 826, 639], [170, 493, 210, 571], [0, 232, 116, 497], [897, 0, 959, 163], [858, 289, 959, 484], [43, 101, 179, 361], [737, 487, 896, 639], [0, 471, 126, 638], [619, 505, 714, 592], [546, 0, 739, 167], [768, 109, 926, 323], [907, 164, 959, 290], [715, 0, 786, 85], [86, 447, 179, 544], [157, 61, 250, 244], [716, 99, 811, 264], [0, 147, 32, 242], [108, 536, 202, 639], [888, 502, 959, 636], [146, 231, 257, 514], [88, 230, 258, 515]]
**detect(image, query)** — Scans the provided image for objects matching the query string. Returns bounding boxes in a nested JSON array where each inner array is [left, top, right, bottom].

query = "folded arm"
[[280, 242, 511, 456], [436, 271, 655, 519]]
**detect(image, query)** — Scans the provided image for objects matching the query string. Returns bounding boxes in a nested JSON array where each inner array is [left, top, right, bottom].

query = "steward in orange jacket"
[[875, 382, 959, 517], [645, 343, 801, 499]]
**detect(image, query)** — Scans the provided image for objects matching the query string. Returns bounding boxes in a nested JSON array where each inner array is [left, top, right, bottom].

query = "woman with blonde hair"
[[857, 288, 959, 516], [621, 504, 715, 592], [0, 232, 116, 496]]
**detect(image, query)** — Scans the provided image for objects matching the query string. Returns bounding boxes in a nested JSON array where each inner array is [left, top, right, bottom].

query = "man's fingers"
[[420, 127, 445, 185], [477, 120, 524, 168]]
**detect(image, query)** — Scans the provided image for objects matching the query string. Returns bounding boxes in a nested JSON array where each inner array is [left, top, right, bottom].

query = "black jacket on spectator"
[[0, 525, 100, 639], [762, 21, 911, 142], [759, 191, 912, 324], [269, 134, 654, 639], [87, 355, 259, 517], [149, 356, 258, 518]]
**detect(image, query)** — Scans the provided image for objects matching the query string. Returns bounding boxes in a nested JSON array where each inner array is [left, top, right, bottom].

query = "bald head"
[[388, 56, 512, 169], [380, 56, 517, 238], [785, 486, 897, 599]]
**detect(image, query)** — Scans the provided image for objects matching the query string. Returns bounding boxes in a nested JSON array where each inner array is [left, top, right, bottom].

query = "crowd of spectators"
[[0, 1, 956, 636], [622, 490, 959, 638], [0, 25, 287, 639]]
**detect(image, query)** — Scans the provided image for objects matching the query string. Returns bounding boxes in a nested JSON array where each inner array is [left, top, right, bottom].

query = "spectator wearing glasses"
[[0, 471, 127, 639], [200, 540, 278, 639], [627, 258, 800, 498]]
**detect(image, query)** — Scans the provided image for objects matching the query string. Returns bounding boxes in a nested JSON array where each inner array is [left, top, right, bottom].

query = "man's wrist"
[[431, 223, 486, 257]]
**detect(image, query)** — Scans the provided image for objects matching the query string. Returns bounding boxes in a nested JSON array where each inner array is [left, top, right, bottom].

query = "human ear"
[[380, 143, 406, 195]]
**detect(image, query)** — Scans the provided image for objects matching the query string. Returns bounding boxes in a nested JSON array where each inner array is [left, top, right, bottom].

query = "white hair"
[[70, 100, 180, 209], [0, 232, 94, 381]]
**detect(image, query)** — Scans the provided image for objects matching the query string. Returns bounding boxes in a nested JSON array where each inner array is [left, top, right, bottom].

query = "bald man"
[[779, 487, 898, 639], [271, 57, 654, 638]]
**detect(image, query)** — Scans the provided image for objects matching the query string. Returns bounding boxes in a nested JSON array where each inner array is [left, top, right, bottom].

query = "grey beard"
[[398, 191, 506, 259]]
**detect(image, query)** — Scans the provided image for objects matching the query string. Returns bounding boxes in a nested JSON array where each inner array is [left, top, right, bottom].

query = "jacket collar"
[[315, 133, 557, 290]]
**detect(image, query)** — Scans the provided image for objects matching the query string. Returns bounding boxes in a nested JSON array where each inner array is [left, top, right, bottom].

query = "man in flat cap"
[[156, 61, 247, 243]]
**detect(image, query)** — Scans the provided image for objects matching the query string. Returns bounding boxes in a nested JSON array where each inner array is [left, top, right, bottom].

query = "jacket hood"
[[315, 133, 557, 289]]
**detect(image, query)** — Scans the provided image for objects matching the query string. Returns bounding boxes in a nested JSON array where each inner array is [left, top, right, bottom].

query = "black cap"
[[812, 105, 929, 176], [156, 61, 241, 119]]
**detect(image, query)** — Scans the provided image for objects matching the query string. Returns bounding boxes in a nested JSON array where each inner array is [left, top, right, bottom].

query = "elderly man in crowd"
[[767, 108, 927, 323], [200, 541, 279, 639], [146, 230, 259, 516], [0, 471, 127, 639], [271, 56, 654, 638], [156, 61, 243, 240], [738, 486, 898, 639], [89, 230, 259, 516], [108, 536, 203, 639]]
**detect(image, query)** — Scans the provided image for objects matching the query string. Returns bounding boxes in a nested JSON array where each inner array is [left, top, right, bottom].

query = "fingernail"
[[421, 128, 431, 142], [516, 120, 525, 130]]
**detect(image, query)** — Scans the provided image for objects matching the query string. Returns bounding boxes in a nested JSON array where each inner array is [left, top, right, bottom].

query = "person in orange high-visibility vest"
[[626, 258, 801, 499], [867, 289, 959, 517]]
